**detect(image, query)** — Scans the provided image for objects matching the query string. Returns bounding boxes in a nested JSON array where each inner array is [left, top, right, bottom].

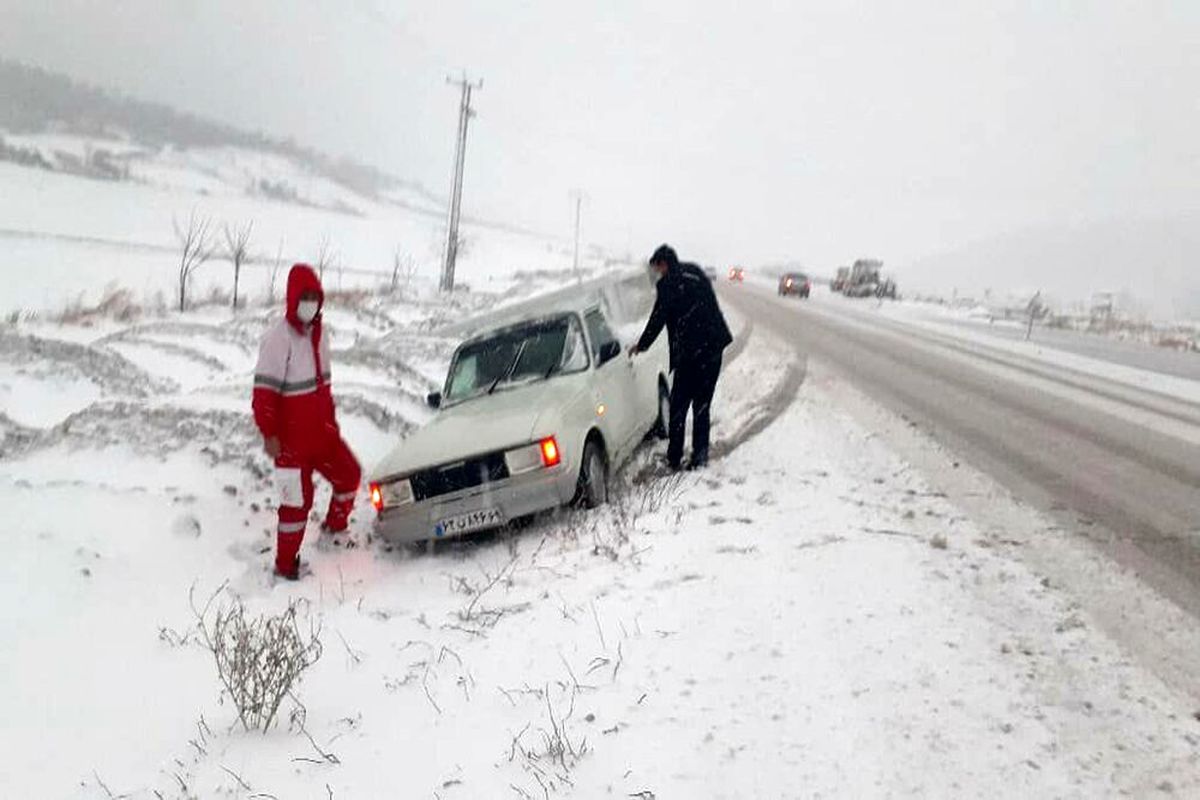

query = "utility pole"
[[570, 190, 585, 279], [440, 73, 482, 293]]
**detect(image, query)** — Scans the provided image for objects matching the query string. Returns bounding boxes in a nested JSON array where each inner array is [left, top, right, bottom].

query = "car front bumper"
[[373, 465, 577, 544]]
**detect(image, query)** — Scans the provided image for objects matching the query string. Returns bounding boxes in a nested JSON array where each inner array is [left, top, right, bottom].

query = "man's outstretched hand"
[[627, 343, 641, 358], [263, 435, 282, 458]]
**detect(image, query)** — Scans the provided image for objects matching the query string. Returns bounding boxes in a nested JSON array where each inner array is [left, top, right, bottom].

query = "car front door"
[[584, 307, 640, 459]]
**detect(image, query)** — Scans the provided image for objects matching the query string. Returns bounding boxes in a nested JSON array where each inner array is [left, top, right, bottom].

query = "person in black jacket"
[[629, 244, 733, 470]]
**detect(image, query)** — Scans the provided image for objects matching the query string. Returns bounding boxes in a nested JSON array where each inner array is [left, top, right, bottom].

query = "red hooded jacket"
[[252, 264, 339, 459]]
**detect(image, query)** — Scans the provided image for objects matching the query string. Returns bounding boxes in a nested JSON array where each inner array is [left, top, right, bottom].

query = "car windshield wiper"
[[489, 341, 528, 394]]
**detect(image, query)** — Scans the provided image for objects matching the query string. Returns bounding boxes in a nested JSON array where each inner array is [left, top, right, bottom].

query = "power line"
[[440, 72, 482, 292]]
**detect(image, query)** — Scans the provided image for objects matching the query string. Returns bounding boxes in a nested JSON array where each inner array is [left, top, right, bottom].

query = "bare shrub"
[[55, 283, 142, 325], [205, 284, 233, 307], [323, 287, 373, 311], [191, 585, 323, 732], [509, 683, 589, 794], [588, 473, 683, 561], [446, 553, 526, 635]]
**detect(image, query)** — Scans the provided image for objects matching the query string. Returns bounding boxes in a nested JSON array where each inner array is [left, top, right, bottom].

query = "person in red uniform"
[[252, 264, 361, 580]]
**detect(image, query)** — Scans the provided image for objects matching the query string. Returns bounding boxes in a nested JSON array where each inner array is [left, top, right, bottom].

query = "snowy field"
[[2, 273, 1199, 797]]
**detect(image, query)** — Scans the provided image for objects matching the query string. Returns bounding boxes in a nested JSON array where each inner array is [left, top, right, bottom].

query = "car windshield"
[[444, 315, 587, 404]]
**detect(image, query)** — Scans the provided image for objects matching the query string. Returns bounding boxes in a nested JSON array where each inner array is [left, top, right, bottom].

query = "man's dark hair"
[[649, 244, 679, 268]]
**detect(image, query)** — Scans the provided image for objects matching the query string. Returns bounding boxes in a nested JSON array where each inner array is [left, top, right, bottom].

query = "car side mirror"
[[598, 340, 621, 365], [426, 391, 442, 409]]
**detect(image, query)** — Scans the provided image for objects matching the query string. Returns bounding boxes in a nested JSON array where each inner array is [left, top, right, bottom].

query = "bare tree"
[[221, 220, 253, 310], [314, 235, 335, 281], [268, 237, 285, 304], [174, 210, 215, 312], [391, 247, 416, 293]]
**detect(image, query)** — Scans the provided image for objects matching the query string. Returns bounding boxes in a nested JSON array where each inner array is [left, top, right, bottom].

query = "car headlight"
[[505, 436, 561, 475], [371, 478, 414, 510], [505, 443, 544, 475]]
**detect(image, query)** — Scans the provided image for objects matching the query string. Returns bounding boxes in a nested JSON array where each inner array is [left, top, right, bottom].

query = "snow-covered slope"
[[0, 132, 612, 316]]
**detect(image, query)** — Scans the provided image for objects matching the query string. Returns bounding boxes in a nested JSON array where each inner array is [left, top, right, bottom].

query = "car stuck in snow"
[[367, 294, 670, 546]]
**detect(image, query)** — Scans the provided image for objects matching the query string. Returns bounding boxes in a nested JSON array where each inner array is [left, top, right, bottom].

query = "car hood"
[[370, 376, 586, 479]]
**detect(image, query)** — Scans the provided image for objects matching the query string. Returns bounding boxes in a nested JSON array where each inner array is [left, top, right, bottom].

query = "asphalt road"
[[722, 283, 1200, 619]]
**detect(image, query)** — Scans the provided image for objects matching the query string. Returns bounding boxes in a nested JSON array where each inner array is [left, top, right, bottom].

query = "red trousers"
[[274, 435, 361, 572]]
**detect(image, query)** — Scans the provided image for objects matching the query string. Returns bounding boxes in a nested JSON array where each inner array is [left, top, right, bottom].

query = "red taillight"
[[369, 483, 383, 511], [539, 436, 561, 467]]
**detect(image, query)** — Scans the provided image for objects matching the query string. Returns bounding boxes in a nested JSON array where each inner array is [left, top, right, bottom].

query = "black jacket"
[[636, 262, 733, 370]]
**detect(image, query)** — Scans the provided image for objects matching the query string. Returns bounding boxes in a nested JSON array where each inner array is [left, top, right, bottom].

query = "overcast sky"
[[2, 0, 1197, 274]]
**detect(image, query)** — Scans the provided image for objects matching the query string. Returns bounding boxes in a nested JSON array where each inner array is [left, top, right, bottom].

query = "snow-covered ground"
[[4, 147, 1198, 796], [3, 275, 1198, 797]]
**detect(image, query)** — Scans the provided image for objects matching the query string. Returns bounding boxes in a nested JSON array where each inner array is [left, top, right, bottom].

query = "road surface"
[[722, 283, 1200, 620]]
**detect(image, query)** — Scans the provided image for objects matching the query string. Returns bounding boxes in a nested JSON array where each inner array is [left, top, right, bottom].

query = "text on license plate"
[[437, 509, 505, 536]]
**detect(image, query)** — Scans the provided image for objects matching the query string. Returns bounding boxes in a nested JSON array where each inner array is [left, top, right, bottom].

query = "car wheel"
[[574, 440, 608, 509], [649, 380, 670, 440], [404, 539, 434, 556]]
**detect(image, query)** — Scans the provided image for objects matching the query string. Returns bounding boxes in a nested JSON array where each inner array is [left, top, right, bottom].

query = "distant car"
[[368, 300, 671, 547], [728, 267, 745, 282], [778, 272, 811, 298]]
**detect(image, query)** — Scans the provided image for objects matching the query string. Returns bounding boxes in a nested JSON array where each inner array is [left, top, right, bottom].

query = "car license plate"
[[436, 508, 505, 537]]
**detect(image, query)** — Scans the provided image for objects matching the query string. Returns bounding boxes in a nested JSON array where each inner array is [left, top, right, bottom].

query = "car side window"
[[560, 316, 590, 372], [585, 309, 619, 364]]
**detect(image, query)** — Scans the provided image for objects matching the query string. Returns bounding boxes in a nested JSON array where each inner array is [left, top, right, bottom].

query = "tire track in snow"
[[710, 357, 806, 461], [0, 330, 176, 398], [625, 328, 806, 483]]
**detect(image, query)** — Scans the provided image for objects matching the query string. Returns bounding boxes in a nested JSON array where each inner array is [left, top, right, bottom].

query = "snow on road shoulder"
[[833, 292, 1200, 404], [3, 309, 1198, 798]]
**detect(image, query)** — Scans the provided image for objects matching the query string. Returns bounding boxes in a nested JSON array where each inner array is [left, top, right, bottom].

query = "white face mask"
[[296, 300, 320, 324]]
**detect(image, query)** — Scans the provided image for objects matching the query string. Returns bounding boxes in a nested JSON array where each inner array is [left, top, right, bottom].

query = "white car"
[[367, 297, 670, 546]]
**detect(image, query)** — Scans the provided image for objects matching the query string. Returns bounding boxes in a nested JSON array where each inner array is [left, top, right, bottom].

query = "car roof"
[[457, 310, 582, 348]]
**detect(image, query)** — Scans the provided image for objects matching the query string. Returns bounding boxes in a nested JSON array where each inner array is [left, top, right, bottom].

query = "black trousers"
[[667, 354, 723, 466]]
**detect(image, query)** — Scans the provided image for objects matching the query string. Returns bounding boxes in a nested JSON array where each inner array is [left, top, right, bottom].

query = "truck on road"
[[843, 259, 883, 298]]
